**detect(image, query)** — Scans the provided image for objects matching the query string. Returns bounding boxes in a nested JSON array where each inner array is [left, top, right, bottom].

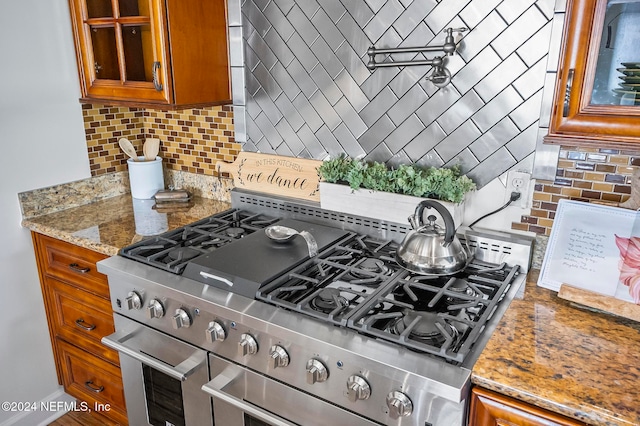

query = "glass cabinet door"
[[69, 0, 230, 107], [68, 0, 170, 104], [591, 0, 640, 106], [545, 0, 640, 149], [85, 0, 155, 85]]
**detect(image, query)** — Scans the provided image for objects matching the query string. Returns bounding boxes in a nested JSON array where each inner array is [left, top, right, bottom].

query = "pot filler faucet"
[[366, 27, 468, 87]]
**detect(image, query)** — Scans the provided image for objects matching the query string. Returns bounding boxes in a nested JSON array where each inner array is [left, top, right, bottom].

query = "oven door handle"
[[102, 331, 204, 382], [202, 369, 297, 426]]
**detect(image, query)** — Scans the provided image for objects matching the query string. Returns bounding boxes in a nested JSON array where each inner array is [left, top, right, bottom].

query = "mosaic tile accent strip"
[[82, 104, 145, 175], [81, 104, 240, 176], [146, 105, 239, 174], [515, 146, 638, 235]]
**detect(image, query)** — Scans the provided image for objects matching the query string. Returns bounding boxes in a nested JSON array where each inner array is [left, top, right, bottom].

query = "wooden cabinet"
[[544, 0, 640, 149], [33, 233, 127, 424], [469, 387, 586, 426], [67, 0, 231, 109]]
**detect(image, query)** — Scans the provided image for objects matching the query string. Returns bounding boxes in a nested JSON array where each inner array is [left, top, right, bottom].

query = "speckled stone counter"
[[21, 194, 231, 256], [472, 270, 640, 426]]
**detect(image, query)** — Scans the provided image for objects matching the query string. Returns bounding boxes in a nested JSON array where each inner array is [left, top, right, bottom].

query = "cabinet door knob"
[[153, 61, 163, 91]]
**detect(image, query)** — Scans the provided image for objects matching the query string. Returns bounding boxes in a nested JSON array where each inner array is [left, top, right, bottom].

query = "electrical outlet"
[[504, 170, 531, 208]]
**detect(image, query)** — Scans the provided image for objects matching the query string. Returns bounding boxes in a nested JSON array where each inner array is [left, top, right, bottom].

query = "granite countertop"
[[21, 194, 231, 256], [472, 270, 640, 425]]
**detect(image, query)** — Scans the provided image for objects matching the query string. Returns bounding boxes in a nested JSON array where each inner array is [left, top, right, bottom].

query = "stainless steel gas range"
[[98, 189, 533, 426]]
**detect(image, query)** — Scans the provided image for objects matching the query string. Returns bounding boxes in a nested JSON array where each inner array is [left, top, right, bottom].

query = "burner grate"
[[256, 234, 405, 326], [347, 260, 520, 364], [119, 209, 279, 273], [257, 233, 522, 363]]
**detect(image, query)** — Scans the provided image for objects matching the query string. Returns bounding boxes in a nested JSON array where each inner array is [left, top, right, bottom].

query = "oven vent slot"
[[462, 233, 532, 273]]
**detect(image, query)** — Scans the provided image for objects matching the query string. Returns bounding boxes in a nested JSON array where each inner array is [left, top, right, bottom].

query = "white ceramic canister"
[[127, 156, 164, 199]]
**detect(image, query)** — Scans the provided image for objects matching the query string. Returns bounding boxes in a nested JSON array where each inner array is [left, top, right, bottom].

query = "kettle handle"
[[415, 200, 455, 245]]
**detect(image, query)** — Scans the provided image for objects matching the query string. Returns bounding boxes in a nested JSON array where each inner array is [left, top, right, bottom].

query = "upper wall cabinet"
[[68, 0, 231, 109], [545, 0, 640, 149]]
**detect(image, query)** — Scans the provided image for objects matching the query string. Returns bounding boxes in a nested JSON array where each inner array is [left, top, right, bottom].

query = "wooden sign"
[[215, 152, 322, 202], [558, 284, 640, 322]]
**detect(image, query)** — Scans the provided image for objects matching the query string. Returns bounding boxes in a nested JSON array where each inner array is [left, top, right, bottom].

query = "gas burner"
[[166, 246, 202, 262], [353, 258, 391, 277], [392, 284, 446, 312], [310, 288, 349, 313], [225, 227, 246, 238], [391, 310, 459, 346], [446, 278, 477, 305]]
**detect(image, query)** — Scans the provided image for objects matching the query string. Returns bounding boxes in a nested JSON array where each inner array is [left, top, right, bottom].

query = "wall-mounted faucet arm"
[[365, 27, 467, 87]]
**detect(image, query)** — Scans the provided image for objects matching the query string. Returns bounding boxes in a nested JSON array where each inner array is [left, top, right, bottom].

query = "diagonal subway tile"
[[387, 84, 428, 126], [333, 69, 369, 112], [491, 5, 548, 59], [234, 0, 554, 189], [311, 37, 344, 79], [359, 86, 399, 127], [358, 115, 397, 152], [264, 2, 296, 40], [469, 117, 520, 161], [403, 122, 447, 162], [335, 97, 368, 138]]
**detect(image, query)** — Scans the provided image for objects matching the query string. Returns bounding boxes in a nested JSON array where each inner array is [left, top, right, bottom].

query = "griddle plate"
[[182, 219, 350, 298]]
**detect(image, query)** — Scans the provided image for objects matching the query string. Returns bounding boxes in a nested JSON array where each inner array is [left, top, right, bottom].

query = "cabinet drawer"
[[35, 234, 109, 298], [57, 339, 127, 425], [469, 387, 586, 425], [48, 278, 119, 365]]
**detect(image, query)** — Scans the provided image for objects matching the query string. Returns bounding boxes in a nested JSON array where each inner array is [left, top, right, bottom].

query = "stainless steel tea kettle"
[[395, 200, 470, 275]]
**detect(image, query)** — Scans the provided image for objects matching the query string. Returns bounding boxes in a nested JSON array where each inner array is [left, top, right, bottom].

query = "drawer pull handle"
[[69, 263, 90, 273], [84, 381, 104, 393], [562, 68, 575, 117], [75, 318, 96, 331]]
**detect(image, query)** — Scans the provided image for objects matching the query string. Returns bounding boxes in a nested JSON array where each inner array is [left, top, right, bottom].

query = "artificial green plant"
[[317, 156, 476, 204]]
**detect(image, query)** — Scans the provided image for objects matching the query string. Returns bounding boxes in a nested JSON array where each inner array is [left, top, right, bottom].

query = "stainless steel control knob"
[[125, 291, 142, 310], [238, 333, 258, 357], [306, 359, 328, 384], [268, 345, 290, 369], [205, 321, 226, 343], [146, 299, 165, 319], [386, 391, 413, 418], [346, 375, 371, 402], [172, 308, 192, 329]]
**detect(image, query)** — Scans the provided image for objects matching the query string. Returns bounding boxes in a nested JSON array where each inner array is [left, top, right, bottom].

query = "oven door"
[[102, 314, 212, 426], [203, 353, 379, 426]]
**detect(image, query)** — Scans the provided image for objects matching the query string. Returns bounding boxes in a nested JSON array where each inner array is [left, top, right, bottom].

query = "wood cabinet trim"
[[32, 232, 126, 424], [469, 387, 587, 426], [57, 339, 127, 424], [46, 277, 119, 365], [67, 0, 230, 107], [546, 0, 640, 148]]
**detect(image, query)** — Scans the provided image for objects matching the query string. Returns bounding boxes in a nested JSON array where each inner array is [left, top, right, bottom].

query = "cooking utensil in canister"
[[119, 138, 138, 161], [395, 200, 470, 275], [265, 225, 319, 257], [143, 138, 160, 161]]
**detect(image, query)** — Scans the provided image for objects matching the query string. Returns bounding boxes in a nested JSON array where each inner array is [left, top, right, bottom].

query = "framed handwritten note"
[[538, 199, 638, 304]]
